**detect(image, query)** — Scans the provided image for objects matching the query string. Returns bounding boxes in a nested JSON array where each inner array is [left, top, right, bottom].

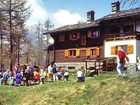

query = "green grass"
[[0, 71, 140, 105]]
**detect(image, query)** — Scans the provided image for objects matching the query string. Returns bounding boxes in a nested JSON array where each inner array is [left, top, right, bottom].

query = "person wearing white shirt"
[[76, 69, 85, 82], [47, 63, 53, 81], [64, 70, 69, 81]]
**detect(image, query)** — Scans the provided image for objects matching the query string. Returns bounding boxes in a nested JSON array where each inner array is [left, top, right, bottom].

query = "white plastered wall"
[[104, 40, 136, 63]]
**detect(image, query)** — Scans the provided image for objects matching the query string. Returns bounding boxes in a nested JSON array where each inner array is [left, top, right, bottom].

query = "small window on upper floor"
[[69, 32, 80, 41], [88, 30, 100, 38], [92, 31, 100, 37]]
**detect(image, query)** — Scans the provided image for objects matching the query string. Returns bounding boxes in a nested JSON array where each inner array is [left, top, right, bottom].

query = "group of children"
[[47, 62, 86, 82], [0, 64, 49, 86], [0, 63, 86, 86]]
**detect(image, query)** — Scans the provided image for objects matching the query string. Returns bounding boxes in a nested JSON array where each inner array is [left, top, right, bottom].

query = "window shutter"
[[64, 50, 69, 57], [88, 30, 92, 37], [77, 32, 80, 39], [86, 49, 91, 57], [96, 48, 100, 56], [69, 34, 72, 40], [127, 45, 133, 54], [76, 49, 80, 57], [111, 46, 116, 55], [81, 35, 86, 45]]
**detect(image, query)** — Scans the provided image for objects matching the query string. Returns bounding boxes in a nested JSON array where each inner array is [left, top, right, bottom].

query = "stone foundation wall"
[[126, 63, 140, 78], [55, 62, 99, 70]]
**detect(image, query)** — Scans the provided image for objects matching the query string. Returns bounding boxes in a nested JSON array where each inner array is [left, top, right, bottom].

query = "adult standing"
[[47, 62, 54, 81], [52, 64, 58, 81], [116, 46, 129, 76]]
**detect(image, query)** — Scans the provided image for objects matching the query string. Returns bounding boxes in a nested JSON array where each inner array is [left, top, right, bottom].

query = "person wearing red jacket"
[[116, 46, 129, 76]]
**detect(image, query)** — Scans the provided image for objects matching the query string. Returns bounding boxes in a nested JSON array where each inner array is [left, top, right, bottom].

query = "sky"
[[26, 0, 140, 28]]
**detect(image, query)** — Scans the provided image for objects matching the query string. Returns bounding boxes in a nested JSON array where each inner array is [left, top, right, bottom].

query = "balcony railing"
[[105, 31, 140, 41]]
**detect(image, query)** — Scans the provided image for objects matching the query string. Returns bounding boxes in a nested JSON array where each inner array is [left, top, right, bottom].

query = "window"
[[92, 31, 99, 37], [91, 48, 99, 57], [111, 45, 127, 55], [88, 30, 100, 38], [111, 45, 133, 55], [91, 49, 96, 56], [86, 48, 100, 57], [64, 49, 80, 58], [69, 50, 76, 56], [69, 32, 80, 40]]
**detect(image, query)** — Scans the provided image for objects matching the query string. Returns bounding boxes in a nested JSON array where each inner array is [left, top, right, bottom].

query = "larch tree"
[[0, 0, 30, 70]]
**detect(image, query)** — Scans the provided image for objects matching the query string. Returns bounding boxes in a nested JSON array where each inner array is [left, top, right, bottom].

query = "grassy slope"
[[0, 72, 140, 105]]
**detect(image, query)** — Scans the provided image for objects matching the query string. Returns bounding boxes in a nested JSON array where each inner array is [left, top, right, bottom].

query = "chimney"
[[111, 1, 120, 14], [87, 10, 95, 22]]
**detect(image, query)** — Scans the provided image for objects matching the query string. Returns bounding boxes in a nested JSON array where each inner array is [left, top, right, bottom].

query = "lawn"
[[0, 71, 140, 105]]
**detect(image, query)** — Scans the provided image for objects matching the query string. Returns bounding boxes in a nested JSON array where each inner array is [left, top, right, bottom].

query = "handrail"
[[84, 57, 116, 76], [105, 31, 140, 39]]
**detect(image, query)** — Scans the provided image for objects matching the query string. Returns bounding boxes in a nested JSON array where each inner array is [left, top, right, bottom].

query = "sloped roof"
[[45, 7, 140, 34], [45, 20, 100, 34], [102, 7, 140, 20]]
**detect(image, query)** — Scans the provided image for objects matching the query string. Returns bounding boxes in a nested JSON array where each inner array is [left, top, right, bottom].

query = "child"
[[25, 66, 31, 86], [76, 68, 85, 82], [0, 72, 3, 85], [15, 71, 22, 86], [40, 68, 46, 84], [2, 70, 9, 85], [64, 70, 69, 81], [8, 71, 15, 86], [47, 63, 53, 81], [34, 68, 40, 84], [52, 64, 58, 81], [57, 68, 63, 80]]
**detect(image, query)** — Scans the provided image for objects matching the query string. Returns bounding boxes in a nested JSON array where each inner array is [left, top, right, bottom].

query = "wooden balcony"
[[105, 32, 140, 41]]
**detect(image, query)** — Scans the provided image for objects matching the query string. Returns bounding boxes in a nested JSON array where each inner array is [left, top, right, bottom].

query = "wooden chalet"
[[44, 1, 140, 70], [102, 2, 140, 63]]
